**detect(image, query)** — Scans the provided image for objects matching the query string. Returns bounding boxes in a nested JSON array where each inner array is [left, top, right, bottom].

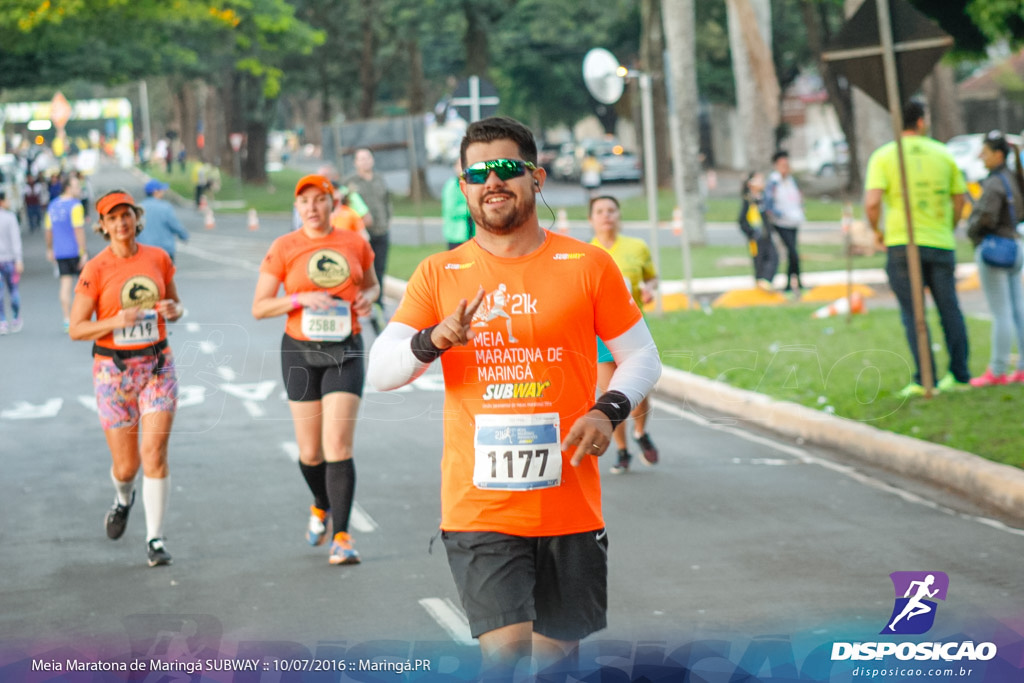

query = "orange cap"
[[294, 174, 334, 197], [96, 191, 138, 216]]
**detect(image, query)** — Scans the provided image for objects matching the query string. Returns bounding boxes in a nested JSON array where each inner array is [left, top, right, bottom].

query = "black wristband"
[[590, 390, 631, 431], [410, 325, 445, 363]]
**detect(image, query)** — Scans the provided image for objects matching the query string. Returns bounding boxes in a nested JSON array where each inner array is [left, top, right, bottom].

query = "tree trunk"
[[641, 0, 672, 187], [406, 36, 432, 199], [358, 0, 377, 119], [800, 0, 862, 196], [203, 82, 224, 168], [463, 0, 489, 77], [233, 73, 270, 185], [923, 63, 965, 142], [662, 0, 706, 244], [243, 119, 268, 184], [218, 73, 243, 175], [726, 0, 779, 170]]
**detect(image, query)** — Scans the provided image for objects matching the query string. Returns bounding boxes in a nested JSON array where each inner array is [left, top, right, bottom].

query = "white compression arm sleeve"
[[603, 319, 663, 408], [366, 322, 432, 391]]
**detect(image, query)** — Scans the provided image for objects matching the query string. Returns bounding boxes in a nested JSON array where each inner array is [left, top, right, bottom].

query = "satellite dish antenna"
[[583, 48, 625, 105]]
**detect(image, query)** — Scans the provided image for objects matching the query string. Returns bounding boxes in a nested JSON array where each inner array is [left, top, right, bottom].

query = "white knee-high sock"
[[142, 476, 170, 541], [111, 469, 136, 506]]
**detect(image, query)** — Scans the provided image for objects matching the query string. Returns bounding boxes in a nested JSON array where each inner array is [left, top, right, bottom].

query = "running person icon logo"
[[472, 283, 518, 343], [307, 249, 351, 288], [881, 571, 949, 635]]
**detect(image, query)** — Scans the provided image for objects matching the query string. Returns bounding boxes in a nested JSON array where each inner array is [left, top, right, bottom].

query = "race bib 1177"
[[473, 413, 561, 490]]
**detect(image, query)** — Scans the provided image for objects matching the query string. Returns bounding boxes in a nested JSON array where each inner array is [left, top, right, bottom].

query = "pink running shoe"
[[969, 369, 1008, 387]]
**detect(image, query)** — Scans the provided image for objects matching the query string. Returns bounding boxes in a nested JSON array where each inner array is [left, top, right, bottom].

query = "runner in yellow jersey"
[[589, 195, 660, 472]]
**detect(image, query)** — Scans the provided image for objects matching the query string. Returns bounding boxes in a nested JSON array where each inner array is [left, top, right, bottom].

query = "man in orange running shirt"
[[368, 116, 661, 676]]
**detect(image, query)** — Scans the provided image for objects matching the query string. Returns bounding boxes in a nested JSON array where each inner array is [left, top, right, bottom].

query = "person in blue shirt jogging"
[[138, 180, 189, 262]]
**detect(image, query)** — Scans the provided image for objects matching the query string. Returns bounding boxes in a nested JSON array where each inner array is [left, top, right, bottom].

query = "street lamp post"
[[619, 67, 662, 315]]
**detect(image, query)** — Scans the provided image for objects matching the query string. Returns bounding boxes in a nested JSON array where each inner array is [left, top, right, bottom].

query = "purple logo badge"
[[881, 571, 949, 635]]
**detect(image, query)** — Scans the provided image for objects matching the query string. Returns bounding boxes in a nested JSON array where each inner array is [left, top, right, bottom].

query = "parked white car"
[[807, 137, 849, 176], [947, 133, 1023, 184]]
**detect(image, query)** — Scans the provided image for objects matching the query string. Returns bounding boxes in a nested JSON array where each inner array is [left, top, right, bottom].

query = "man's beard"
[[470, 190, 535, 236]]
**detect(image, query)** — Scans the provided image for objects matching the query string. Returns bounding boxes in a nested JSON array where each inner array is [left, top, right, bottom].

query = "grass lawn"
[[645, 305, 1023, 468], [145, 164, 306, 214], [388, 244, 1018, 468], [387, 238, 977, 282], [560, 194, 854, 223], [142, 164, 851, 222]]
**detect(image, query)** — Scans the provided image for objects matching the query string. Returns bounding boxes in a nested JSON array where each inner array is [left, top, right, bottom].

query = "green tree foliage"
[[0, 1, 231, 89], [487, 0, 638, 129]]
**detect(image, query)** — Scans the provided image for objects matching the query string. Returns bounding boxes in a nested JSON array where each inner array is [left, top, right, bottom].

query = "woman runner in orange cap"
[[69, 189, 183, 567], [252, 174, 379, 565]]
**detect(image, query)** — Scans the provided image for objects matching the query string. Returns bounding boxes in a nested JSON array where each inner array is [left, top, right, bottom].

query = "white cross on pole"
[[451, 76, 500, 122]]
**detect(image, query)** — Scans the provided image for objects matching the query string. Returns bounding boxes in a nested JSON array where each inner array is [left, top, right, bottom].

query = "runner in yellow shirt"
[[589, 195, 660, 472]]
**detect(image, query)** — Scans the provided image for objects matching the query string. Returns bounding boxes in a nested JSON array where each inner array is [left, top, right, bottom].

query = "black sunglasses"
[[461, 158, 537, 184]]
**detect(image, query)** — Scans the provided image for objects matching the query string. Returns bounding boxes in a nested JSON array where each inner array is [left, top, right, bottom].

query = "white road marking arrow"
[[2, 398, 63, 420], [218, 381, 276, 402]]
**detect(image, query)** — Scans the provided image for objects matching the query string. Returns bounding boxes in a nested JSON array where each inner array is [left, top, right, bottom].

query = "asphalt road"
[[1, 163, 1021, 681]]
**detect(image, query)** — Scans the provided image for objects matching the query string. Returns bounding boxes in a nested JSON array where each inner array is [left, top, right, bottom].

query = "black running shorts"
[[442, 528, 609, 641], [280, 333, 365, 401], [56, 257, 81, 276]]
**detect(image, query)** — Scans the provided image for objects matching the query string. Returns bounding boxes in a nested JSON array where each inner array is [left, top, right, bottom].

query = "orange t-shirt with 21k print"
[[393, 231, 643, 536]]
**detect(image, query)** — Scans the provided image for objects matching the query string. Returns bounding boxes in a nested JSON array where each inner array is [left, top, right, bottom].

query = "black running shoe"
[[636, 433, 659, 465], [104, 491, 135, 540], [609, 449, 631, 474], [147, 538, 173, 567]]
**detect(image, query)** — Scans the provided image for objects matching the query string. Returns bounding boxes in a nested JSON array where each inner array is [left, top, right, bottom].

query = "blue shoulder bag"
[[981, 174, 1021, 268]]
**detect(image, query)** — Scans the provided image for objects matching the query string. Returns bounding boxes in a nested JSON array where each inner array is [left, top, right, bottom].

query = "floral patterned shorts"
[[92, 351, 178, 430]]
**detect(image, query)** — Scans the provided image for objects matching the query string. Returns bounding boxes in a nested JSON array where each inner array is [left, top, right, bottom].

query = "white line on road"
[[185, 322, 201, 333], [281, 442, 299, 462], [651, 398, 1024, 538], [1, 398, 63, 420], [418, 598, 474, 646], [243, 400, 264, 418], [177, 242, 261, 271], [350, 502, 378, 533]]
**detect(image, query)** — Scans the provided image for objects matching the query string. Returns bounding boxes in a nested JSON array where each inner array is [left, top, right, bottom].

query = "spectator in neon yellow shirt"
[[864, 100, 971, 397]]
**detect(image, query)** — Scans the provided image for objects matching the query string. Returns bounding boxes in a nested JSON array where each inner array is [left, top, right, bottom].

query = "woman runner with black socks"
[[252, 174, 378, 565]]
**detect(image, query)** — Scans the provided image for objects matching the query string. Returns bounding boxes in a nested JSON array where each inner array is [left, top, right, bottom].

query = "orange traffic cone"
[[247, 208, 259, 231], [672, 207, 683, 236], [556, 208, 569, 234], [204, 208, 215, 230], [812, 292, 865, 319]]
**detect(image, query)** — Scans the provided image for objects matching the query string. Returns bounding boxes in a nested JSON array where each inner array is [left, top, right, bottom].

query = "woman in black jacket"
[[738, 171, 778, 290]]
